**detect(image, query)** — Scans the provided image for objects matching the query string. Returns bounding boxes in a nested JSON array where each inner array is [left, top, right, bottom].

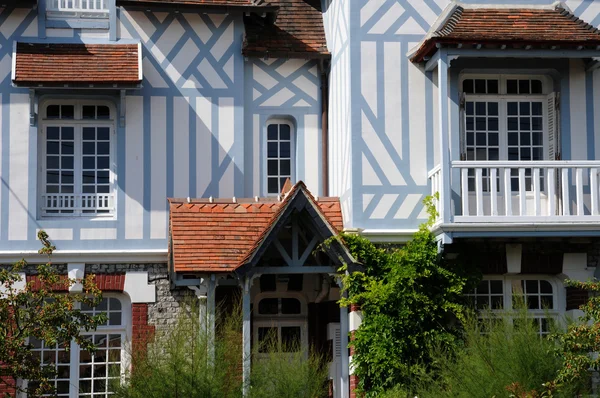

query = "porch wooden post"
[[207, 274, 216, 364], [338, 276, 350, 398], [438, 48, 451, 225], [242, 276, 251, 397]]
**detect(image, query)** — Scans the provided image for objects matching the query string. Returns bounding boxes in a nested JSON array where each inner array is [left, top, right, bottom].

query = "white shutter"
[[547, 92, 557, 160]]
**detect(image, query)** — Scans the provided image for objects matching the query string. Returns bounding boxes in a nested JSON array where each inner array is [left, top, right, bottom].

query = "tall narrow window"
[[266, 121, 294, 195], [40, 101, 115, 218]]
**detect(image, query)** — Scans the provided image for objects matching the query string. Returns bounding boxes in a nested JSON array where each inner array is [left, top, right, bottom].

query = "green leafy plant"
[[335, 196, 479, 396], [0, 231, 105, 397], [550, 279, 600, 394]]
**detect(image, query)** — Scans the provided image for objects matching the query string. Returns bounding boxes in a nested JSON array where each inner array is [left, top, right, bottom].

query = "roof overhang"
[[12, 42, 143, 89], [410, 1, 600, 65], [116, 0, 279, 16]]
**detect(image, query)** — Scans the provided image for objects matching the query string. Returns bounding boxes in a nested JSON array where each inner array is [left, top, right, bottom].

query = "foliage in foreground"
[[411, 307, 567, 398], [0, 231, 105, 397], [338, 198, 479, 396], [115, 301, 328, 398], [551, 279, 600, 393]]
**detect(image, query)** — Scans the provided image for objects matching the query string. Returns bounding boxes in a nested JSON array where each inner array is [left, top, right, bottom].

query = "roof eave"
[[116, 1, 279, 15], [242, 49, 331, 60]]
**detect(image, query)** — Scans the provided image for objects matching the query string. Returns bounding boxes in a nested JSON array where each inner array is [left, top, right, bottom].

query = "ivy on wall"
[[337, 198, 480, 395]]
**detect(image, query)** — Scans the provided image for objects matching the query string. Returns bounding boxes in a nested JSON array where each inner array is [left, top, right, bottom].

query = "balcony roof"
[[13, 42, 142, 88], [410, 2, 600, 63]]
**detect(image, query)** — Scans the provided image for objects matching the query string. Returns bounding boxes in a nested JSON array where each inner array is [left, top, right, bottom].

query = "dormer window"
[[46, 0, 109, 22]]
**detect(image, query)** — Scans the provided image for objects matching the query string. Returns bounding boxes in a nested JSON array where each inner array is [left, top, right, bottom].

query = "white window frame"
[[46, 0, 110, 20], [38, 100, 117, 219], [23, 294, 131, 398], [253, 292, 308, 358], [264, 119, 295, 196], [467, 275, 565, 336]]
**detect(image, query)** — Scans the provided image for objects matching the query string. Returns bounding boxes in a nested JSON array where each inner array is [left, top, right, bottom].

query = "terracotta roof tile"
[[243, 0, 329, 58], [169, 182, 343, 273], [14, 43, 141, 87], [412, 4, 600, 62]]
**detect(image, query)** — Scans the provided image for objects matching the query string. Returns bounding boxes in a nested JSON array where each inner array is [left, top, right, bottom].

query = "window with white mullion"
[[465, 100, 500, 192], [29, 338, 72, 397], [40, 102, 114, 218], [266, 122, 293, 195], [507, 100, 546, 192]]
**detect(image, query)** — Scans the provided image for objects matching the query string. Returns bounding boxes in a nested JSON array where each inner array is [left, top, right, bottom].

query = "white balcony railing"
[[46, 0, 109, 14], [429, 161, 600, 224], [41, 194, 114, 217]]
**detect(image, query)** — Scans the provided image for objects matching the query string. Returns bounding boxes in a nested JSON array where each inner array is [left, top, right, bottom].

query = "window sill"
[[38, 215, 117, 222], [45, 18, 109, 29]]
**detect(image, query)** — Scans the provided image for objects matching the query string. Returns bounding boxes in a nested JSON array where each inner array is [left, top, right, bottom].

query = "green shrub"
[[114, 300, 328, 398], [410, 306, 567, 398]]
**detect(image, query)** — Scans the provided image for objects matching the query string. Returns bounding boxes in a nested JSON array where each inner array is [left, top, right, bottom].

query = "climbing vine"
[[335, 196, 479, 395]]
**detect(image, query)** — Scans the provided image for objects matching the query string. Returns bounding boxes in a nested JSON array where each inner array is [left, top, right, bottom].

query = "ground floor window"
[[253, 294, 308, 356], [465, 276, 561, 336], [27, 296, 128, 397]]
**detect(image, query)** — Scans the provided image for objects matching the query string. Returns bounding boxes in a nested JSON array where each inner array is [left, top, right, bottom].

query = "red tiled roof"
[[169, 182, 343, 273], [243, 0, 329, 59], [411, 4, 600, 62], [13, 43, 142, 87]]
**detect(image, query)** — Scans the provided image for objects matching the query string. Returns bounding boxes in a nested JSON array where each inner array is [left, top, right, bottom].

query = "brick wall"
[[566, 287, 589, 311], [0, 375, 16, 397]]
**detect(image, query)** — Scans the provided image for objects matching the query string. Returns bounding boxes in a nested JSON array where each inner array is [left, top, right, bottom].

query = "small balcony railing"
[[46, 0, 109, 17], [429, 161, 600, 224], [41, 193, 114, 217]]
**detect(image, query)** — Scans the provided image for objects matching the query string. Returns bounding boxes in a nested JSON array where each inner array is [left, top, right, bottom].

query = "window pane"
[[97, 142, 110, 155], [531, 79, 543, 94], [97, 106, 110, 119], [281, 326, 301, 352], [267, 160, 278, 176], [281, 298, 301, 314], [83, 106, 96, 119], [507, 79, 518, 94], [280, 160, 291, 175], [47, 105, 60, 119], [47, 156, 59, 169], [280, 124, 290, 140], [519, 79, 530, 94], [97, 156, 109, 169], [487, 79, 499, 94], [466, 102, 474, 115], [507, 102, 518, 116], [540, 280, 552, 294], [475, 79, 486, 93], [267, 142, 278, 158], [525, 280, 538, 293], [62, 141, 74, 155], [520, 102, 530, 116], [267, 124, 278, 140], [62, 127, 74, 140], [280, 142, 290, 158], [83, 127, 96, 141], [258, 298, 278, 315], [463, 79, 474, 94], [83, 142, 95, 155], [61, 157, 74, 169], [61, 105, 74, 119], [267, 178, 279, 194], [97, 127, 110, 141], [532, 102, 543, 116], [258, 327, 277, 353]]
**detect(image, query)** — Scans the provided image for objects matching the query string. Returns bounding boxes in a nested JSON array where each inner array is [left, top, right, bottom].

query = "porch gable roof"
[[410, 2, 600, 63], [168, 181, 347, 273]]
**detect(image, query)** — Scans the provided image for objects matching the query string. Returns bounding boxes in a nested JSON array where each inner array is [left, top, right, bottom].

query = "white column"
[[207, 274, 216, 364], [340, 301, 350, 398], [242, 277, 251, 397], [437, 49, 451, 224]]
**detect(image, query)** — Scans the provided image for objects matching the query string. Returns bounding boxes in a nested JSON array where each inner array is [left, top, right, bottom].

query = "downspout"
[[319, 58, 330, 197]]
